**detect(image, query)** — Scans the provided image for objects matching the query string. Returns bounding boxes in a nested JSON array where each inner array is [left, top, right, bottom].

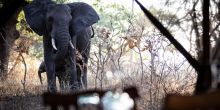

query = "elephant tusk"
[[70, 41, 75, 49], [51, 38, 57, 50]]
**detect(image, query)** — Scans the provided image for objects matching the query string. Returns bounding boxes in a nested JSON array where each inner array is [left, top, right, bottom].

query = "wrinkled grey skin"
[[38, 53, 85, 90], [24, 0, 99, 93], [38, 61, 69, 90]]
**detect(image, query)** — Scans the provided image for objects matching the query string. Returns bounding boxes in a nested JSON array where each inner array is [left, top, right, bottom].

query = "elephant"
[[23, 0, 99, 93], [38, 51, 86, 90]]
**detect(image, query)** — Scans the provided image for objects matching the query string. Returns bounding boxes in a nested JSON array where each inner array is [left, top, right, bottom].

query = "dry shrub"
[[0, 51, 45, 96]]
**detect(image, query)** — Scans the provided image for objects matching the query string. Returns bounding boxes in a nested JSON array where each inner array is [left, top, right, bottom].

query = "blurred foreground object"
[[163, 90, 220, 110], [43, 86, 139, 110], [102, 91, 134, 110]]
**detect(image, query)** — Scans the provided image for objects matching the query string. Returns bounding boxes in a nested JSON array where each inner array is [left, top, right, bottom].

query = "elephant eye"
[[48, 16, 54, 23], [47, 16, 54, 32]]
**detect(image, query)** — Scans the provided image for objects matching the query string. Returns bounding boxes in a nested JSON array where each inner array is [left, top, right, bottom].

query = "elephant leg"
[[44, 54, 56, 93], [58, 68, 72, 91], [68, 48, 79, 90], [57, 71, 65, 91], [58, 74, 64, 91], [76, 50, 89, 88], [76, 28, 92, 88], [82, 61, 88, 88], [43, 37, 57, 93], [76, 63, 84, 89], [81, 41, 90, 88]]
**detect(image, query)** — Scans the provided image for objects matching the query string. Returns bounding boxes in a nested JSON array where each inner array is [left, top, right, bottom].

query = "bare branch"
[[135, 0, 201, 72]]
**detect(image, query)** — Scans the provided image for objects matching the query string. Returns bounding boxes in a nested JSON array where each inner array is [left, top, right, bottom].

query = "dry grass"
[[0, 51, 196, 110], [1, 51, 45, 95], [0, 95, 46, 110], [0, 52, 47, 110]]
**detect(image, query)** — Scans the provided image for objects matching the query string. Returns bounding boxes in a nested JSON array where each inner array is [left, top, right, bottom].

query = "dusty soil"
[[0, 94, 47, 110]]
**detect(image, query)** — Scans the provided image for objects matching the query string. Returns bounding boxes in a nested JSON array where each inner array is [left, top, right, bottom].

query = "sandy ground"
[[0, 94, 47, 110]]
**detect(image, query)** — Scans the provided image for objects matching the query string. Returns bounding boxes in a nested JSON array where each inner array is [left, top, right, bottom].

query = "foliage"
[[16, 11, 43, 59]]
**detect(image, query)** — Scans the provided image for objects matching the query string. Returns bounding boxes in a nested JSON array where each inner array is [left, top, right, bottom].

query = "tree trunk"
[[0, 8, 21, 80]]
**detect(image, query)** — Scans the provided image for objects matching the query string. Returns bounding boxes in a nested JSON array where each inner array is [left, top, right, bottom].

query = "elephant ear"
[[23, 0, 54, 36], [68, 3, 100, 33]]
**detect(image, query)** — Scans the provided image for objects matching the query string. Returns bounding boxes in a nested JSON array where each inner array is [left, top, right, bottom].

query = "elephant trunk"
[[52, 28, 70, 61], [38, 62, 46, 85]]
